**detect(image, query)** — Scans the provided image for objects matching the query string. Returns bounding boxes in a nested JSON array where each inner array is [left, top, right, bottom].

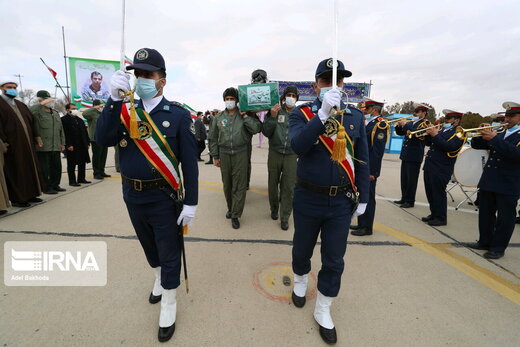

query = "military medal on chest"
[[119, 138, 128, 147]]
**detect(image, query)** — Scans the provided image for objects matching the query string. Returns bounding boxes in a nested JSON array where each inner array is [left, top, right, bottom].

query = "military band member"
[[468, 101, 520, 259], [262, 85, 299, 230], [350, 97, 388, 236], [96, 48, 198, 342], [421, 109, 465, 226], [393, 103, 431, 208], [208, 87, 262, 229], [289, 58, 369, 345]]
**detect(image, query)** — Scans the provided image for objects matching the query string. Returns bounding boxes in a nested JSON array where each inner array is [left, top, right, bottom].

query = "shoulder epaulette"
[[170, 101, 187, 110]]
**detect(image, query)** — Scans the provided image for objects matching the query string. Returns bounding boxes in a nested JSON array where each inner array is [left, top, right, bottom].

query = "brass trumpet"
[[454, 123, 508, 139], [386, 115, 414, 124], [406, 123, 443, 138]]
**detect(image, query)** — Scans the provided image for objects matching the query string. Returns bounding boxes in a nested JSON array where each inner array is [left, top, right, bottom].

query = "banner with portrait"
[[69, 57, 120, 108]]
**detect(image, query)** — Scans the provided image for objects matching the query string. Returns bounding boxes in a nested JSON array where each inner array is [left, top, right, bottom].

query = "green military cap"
[[36, 90, 51, 99]]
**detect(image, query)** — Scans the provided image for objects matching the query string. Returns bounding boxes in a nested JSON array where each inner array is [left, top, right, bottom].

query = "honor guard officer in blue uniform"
[[421, 109, 465, 226], [393, 103, 431, 208], [289, 58, 370, 345], [96, 48, 198, 342], [468, 101, 520, 259], [350, 98, 388, 236]]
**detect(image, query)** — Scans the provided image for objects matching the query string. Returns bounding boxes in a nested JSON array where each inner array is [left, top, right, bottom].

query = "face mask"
[[285, 97, 296, 108], [318, 87, 331, 101], [412, 116, 419, 122], [4, 89, 18, 98], [42, 100, 55, 108], [443, 123, 452, 129], [135, 77, 158, 100], [491, 122, 501, 127], [225, 100, 236, 110], [71, 110, 78, 116]]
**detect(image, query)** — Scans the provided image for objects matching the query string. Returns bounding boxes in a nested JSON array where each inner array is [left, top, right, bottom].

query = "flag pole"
[[332, 0, 338, 91], [40, 57, 68, 99], [62, 26, 71, 101]]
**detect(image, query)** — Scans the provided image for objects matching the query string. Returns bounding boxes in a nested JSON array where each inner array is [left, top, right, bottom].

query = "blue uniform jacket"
[[471, 130, 520, 196], [423, 127, 464, 179], [95, 96, 199, 205], [289, 98, 370, 204], [395, 119, 427, 163], [365, 117, 389, 178]]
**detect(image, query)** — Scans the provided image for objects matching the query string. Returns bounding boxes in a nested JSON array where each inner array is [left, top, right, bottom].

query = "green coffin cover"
[[238, 82, 280, 111]]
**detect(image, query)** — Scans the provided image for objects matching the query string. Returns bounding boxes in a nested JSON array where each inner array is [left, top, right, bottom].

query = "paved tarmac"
[[1, 137, 519, 347]]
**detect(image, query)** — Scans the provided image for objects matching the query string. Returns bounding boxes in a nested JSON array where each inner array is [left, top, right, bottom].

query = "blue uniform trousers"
[[124, 194, 182, 290], [478, 190, 519, 253], [292, 185, 353, 297], [400, 161, 421, 203], [424, 169, 450, 222], [357, 179, 377, 231]]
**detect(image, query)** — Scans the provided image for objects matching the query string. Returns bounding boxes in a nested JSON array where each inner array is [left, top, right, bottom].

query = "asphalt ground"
[[1, 136, 519, 346]]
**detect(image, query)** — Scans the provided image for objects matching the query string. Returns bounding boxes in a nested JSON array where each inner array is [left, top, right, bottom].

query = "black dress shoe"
[[516, 217, 520, 224], [349, 224, 362, 230], [231, 218, 240, 229], [158, 323, 175, 342], [54, 186, 66, 192], [393, 199, 404, 204], [350, 228, 372, 236], [101, 173, 111, 178], [271, 211, 278, 220], [12, 202, 30, 208], [204, 160, 213, 165], [69, 183, 81, 187], [225, 211, 231, 219], [0, 210, 7, 215], [28, 197, 43, 203], [77, 180, 91, 184], [149, 292, 161, 304], [198, 158, 204, 162], [281, 221, 289, 230], [318, 325, 337, 345], [400, 202, 414, 208], [44, 189, 58, 195], [427, 219, 447, 226], [484, 251, 504, 259], [291, 292, 305, 308], [421, 215, 433, 222], [467, 242, 489, 251], [94, 175, 104, 180]]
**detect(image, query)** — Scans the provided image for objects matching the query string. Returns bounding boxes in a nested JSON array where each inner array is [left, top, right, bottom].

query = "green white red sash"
[[300, 106, 357, 192], [120, 103, 183, 192]]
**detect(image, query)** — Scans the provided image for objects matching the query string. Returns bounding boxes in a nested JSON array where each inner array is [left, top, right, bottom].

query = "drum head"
[[453, 148, 489, 187]]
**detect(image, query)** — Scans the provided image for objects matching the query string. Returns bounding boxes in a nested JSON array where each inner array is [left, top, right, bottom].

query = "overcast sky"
[[1, 0, 519, 115]]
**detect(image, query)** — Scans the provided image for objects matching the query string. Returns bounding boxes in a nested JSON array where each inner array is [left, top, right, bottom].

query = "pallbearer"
[[289, 58, 369, 344], [350, 97, 389, 236], [96, 48, 198, 342], [468, 101, 520, 259], [393, 103, 431, 208], [421, 109, 465, 226]]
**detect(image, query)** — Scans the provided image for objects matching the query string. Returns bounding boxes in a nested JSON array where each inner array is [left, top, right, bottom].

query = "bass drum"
[[453, 147, 489, 187]]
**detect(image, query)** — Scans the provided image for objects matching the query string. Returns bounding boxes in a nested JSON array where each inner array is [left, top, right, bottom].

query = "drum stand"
[[446, 178, 479, 211]]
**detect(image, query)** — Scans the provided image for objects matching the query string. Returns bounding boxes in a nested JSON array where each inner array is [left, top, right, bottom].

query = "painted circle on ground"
[[252, 262, 317, 303]]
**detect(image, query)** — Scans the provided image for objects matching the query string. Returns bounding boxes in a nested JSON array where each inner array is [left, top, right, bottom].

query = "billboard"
[[274, 81, 371, 103], [69, 57, 120, 108]]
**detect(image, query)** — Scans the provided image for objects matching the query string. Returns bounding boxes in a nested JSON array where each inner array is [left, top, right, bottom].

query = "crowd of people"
[[0, 80, 113, 214], [1, 48, 519, 344]]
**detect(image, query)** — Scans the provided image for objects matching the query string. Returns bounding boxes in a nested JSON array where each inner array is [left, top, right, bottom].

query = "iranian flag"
[[183, 104, 198, 119]]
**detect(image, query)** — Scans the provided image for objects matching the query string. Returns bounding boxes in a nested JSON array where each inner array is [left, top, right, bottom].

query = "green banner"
[[69, 57, 120, 108], [238, 82, 280, 111]]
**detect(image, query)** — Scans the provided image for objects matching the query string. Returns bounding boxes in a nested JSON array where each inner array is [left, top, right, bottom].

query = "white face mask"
[[225, 100, 236, 110], [71, 110, 79, 116], [285, 97, 296, 108], [44, 101, 55, 108]]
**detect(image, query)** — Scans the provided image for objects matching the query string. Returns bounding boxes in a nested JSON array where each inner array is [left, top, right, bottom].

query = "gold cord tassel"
[[128, 91, 140, 139], [183, 225, 189, 235], [332, 124, 347, 162]]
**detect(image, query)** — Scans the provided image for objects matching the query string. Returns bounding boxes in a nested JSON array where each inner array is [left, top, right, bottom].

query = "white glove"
[[110, 70, 131, 101], [352, 203, 367, 218], [318, 88, 341, 123], [177, 204, 197, 227]]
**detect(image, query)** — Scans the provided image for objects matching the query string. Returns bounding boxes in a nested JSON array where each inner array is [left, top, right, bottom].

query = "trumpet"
[[386, 115, 414, 124], [454, 123, 508, 139], [406, 123, 443, 138]]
